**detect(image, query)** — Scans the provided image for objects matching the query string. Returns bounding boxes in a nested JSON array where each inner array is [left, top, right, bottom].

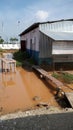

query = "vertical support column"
[[1, 59, 3, 72], [14, 61, 16, 72]]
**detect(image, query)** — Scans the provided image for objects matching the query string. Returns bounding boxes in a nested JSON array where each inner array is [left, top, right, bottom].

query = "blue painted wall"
[[26, 49, 39, 64], [26, 49, 53, 64]]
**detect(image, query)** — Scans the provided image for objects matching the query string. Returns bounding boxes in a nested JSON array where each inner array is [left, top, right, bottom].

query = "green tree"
[[0, 36, 4, 44], [10, 37, 18, 44]]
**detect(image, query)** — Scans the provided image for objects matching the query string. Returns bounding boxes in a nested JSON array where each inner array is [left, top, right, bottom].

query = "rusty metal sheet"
[[65, 92, 73, 108]]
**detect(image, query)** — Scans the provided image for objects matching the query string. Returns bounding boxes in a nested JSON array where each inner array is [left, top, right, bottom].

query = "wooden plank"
[[65, 92, 73, 108], [32, 65, 63, 88]]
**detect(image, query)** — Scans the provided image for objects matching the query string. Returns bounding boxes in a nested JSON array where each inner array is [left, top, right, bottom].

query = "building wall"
[[20, 27, 39, 51], [20, 27, 40, 63], [52, 41, 73, 55], [39, 32, 53, 64], [52, 41, 73, 62], [53, 54, 73, 62]]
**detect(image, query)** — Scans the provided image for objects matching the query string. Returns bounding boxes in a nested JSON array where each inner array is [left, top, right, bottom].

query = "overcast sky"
[[0, 0, 73, 41]]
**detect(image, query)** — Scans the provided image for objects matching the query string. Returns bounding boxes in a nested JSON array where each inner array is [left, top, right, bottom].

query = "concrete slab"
[[65, 92, 73, 108]]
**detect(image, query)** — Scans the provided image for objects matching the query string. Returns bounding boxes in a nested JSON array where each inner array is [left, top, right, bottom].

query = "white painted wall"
[[20, 27, 39, 51], [52, 41, 73, 62], [52, 41, 73, 54], [0, 43, 20, 49]]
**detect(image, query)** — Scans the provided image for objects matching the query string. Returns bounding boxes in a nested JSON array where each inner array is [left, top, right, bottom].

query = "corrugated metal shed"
[[40, 31, 73, 41]]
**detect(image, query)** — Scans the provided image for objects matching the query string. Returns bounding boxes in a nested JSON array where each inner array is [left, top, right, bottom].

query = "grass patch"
[[62, 73, 73, 84], [0, 48, 4, 57], [0, 48, 4, 52], [52, 73, 59, 79], [16, 61, 22, 67], [52, 72, 60, 79], [52, 72, 73, 84]]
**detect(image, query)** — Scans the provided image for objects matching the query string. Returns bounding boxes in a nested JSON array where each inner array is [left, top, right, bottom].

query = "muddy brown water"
[[0, 61, 60, 115]]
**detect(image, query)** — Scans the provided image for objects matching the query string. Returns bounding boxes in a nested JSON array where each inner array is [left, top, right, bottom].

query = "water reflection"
[[1, 73, 16, 87]]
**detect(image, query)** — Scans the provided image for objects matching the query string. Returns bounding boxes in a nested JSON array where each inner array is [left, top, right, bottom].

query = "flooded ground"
[[0, 59, 60, 115]]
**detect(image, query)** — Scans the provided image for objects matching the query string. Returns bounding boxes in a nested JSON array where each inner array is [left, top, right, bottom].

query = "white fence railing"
[[0, 43, 20, 49]]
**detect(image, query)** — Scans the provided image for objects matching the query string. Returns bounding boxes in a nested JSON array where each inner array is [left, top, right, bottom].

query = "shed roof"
[[41, 31, 73, 41], [19, 19, 73, 36], [19, 23, 39, 36]]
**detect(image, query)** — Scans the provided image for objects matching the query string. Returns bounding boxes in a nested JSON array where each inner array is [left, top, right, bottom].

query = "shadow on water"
[[0, 112, 73, 130]]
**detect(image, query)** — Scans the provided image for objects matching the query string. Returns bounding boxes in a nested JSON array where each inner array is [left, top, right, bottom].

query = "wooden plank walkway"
[[32, 65, 64, 89], [32, 65, 73, 108]]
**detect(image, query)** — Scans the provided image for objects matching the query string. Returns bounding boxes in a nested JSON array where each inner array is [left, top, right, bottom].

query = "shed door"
[[21, 40, 26, 51]]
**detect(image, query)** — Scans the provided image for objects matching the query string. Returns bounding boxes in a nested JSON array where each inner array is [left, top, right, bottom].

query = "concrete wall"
[[0, 43, 20, 50]]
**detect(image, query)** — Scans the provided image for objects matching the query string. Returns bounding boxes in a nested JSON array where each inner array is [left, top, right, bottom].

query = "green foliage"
[[27, 58, 35, 65], [13, 50, 35, 67], [0, 48, 4, 57], [13, 50, 28, 67], [14, 51, 26, 61], [0, 48, 3, 52], [62, 73, 73, 84], [16, 61, 22, 67], [10, 37, 18, 43], [0, 36, 4, 44], [52, 73, 60, 79], [52, 72, 73, 84]]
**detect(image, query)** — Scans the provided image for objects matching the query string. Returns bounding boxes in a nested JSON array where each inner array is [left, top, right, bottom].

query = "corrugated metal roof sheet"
[[40, 31, 73, 41], [19, 19, 73, 36]]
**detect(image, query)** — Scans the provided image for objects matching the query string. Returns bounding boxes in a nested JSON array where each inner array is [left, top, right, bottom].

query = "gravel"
[[0, 107, 73, 130]]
